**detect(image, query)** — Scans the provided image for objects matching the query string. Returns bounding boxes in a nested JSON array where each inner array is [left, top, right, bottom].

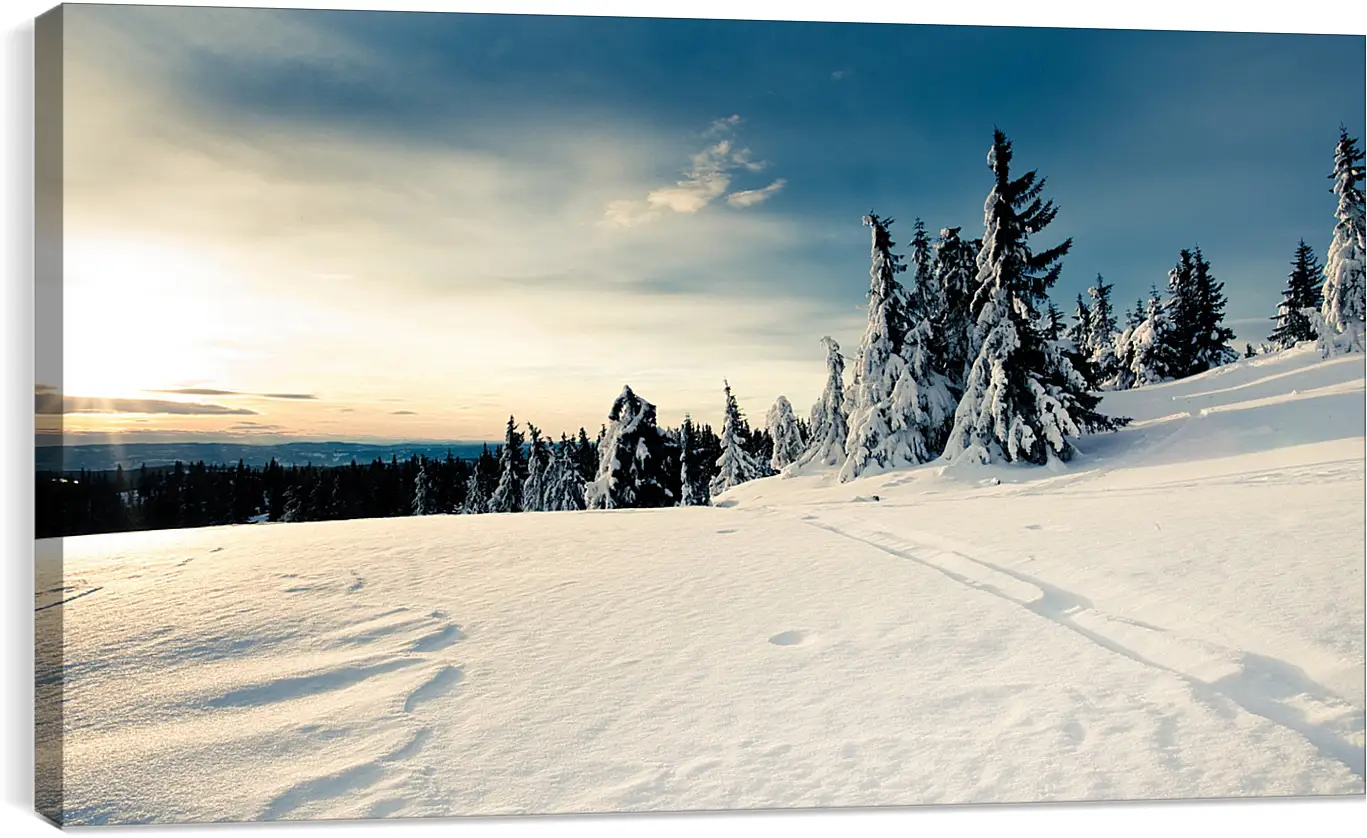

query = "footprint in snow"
[[769, 630, 809, 647]]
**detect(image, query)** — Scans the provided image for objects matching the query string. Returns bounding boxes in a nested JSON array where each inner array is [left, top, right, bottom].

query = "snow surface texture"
[[37, 346, 1365, 824]]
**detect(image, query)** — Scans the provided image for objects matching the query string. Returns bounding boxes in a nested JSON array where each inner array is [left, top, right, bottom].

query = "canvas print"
[[33, 1, 1366, 826]]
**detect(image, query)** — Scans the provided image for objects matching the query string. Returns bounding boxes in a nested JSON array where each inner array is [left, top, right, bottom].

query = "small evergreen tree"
[[1085, 275, 1120, 384], [1128, 287, 1178, 387], [765, 396, 806, 472], [543, 435, 586, 512], [790, 337, 849, 472], [1321, 126, 1365, 351], [1269, 239, 1324, 349], [711, 380, 764, 495]]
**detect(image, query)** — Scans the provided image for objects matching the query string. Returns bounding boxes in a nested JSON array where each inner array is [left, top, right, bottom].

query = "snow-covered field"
[[36, 346, 1365, 824]]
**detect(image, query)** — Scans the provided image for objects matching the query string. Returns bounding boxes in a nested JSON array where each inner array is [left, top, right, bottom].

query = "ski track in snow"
[[793, 517, 1365, 779]]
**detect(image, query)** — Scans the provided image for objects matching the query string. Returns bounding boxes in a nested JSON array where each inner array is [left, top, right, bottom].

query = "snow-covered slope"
[[37, 346, 1365, 824]]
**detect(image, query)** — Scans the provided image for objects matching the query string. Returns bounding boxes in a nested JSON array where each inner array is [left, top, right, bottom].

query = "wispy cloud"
[[604, 115, 784, 227], [150, 388, 319, 400], [390, 410, 418, 415], [37, 394, 259, 416], [727, 178, 788, 208]]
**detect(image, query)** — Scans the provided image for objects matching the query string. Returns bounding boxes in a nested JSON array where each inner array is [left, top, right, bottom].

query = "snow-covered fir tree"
[[585, 385, 679, 510], [934, 227, 980, 393], [1084, 275, 1120, 386], [711, 380, 764, 495], [790, 336, 849, 472], [842, 213, 957, 481], [488, 416, 526, 514], [1127, 287, 1178, 387], [521, 423, 549, 513], [542, 435, 586, 512], [412, 457, 439, 515], [1321, 126, 1365, 351], [1269, 239, 1324, 349], [944, 129, 1121, 466], [765, 396, 806, 472], [461, 467, 489, 514]]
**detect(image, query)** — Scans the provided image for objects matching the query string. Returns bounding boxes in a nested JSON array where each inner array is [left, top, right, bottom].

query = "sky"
[[44, 2, 1366, 444]]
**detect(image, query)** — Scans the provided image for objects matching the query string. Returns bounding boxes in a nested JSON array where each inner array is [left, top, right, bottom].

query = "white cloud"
[[727, 178, 788, 208], [603, 117, 783, 226]]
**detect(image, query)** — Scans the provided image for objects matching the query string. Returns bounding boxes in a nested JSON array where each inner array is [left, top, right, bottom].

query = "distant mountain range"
[[35, 441, 495, 472]]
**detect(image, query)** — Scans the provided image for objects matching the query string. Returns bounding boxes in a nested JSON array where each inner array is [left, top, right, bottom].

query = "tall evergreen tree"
[[934, 226, 979, 392], [488, 415, 526, 513], [1321, 126, 1366, 351], [1269, 239, 1325, 349], [711, 380, 764, 495], [790, 337, 849, 472], [765, 396, 806, 472], [586, 386, 679, 509], [944, 129, 1120, 466]]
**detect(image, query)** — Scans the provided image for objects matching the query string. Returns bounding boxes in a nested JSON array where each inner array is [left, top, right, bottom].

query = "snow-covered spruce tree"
[[711, 380, 764, 495], [842, 214, 956, 481], [1128, 287, 1178, 387], [765, 396, 807, 472], [944, 129, 1122, 466], [460, 467, 488, 514], [1321, 126, 1365, 351], [790, 336, 849, 472], [488, 416, 526, 513], [543, 436, 586, 512], [412, 457, 439, 515], [585, 385, 679, 510], [521, 423, 549, 513], [1269, 239, 1324, 349], [934, 226, 979, 392], [1085, 275, 1120, 385]]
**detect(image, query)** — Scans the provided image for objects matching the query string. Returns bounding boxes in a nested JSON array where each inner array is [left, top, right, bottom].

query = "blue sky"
[[56, 5, 1365, 442]]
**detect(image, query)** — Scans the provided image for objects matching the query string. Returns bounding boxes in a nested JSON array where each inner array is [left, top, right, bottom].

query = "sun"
[[60, 235, 237, 399]]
